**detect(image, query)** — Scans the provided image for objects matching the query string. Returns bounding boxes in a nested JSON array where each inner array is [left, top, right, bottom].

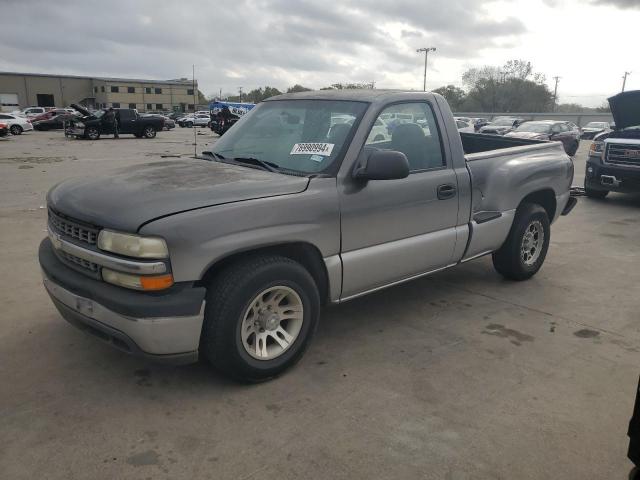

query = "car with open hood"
[[67, 104, 164, 140], [584, 90, 640, 198], [39, 90, 575, 382], [505, 120, 581, 156]]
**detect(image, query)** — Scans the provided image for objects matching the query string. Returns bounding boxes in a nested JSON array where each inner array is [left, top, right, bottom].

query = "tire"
[[584, 185, 608, 199], [567, 141, 579, 156], [10, 125, 23, 135], [200, 255, 320, 382], [85, 127, 100, 140], [186, 122, 193, 128], [492, 203, 550, 281], [142, 126, 156, 138]]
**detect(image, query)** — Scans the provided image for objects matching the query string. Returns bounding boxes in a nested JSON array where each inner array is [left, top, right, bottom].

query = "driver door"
[[338, 102, 460, 299]]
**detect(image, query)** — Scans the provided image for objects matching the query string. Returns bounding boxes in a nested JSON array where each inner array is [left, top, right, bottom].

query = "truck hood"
[[47, 159, 310, 232], [608, 90, 640, 130]]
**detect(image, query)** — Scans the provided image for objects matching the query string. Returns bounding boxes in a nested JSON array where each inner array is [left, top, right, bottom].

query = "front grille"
[[49, 209, 100, 245], [58, 250, 100, 273], [605, 143, 640, 167]]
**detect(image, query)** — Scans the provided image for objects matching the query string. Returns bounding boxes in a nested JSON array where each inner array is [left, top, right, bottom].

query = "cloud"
[[0, 0, 527, 93], [590, 0, 640, 7]]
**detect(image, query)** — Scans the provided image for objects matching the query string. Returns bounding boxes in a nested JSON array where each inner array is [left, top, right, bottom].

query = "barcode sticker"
[[290, 143, 335, 156]]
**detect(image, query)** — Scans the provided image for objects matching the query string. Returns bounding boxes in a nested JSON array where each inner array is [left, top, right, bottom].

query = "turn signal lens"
[[102, 268, 174, 291]]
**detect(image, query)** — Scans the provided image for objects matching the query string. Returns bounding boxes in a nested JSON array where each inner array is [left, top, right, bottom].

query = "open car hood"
[[608, 91, 640, 130], [70, 103, 93, 118]]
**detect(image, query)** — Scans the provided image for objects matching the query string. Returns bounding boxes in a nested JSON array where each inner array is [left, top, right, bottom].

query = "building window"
[[146, 103, 152, 111], [101, 86, 105, 93], [112, 102, 120, 108], [127, 86, 135, 94], [94, 86, 98, 93], [155, 104, 163, 110], [128, 103, 136, 109], [111, 86, 119, 93], [155, 88, 162, 94], [145, 87, 152, 94], [187, 89, 194, 96], [187, 104, 195, 111]]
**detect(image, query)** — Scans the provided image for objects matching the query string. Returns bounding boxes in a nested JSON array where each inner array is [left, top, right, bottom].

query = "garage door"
[[0, 93, 19, 112]]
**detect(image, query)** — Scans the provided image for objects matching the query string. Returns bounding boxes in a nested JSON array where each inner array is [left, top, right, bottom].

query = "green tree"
[[245, 86, 283, 103], [323, 82, 375, 90], [287, 84, 312, 93], [432, 85, 466, 111], [461, 60, 553, 112]]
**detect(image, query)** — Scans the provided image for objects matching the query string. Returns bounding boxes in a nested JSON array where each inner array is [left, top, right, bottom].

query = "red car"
[[0, 122, 8, 137], [29, 109, 75, 123]]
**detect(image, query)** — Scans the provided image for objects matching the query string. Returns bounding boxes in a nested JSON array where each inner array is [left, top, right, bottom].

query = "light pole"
[[416, 47, 436, 91], [622, 71, 631, 92]]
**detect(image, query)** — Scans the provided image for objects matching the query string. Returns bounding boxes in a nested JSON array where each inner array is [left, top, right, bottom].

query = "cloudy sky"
[[1, 0, 638, 106]]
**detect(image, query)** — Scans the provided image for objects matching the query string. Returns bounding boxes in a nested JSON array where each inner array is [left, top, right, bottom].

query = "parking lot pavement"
[[1, 131, 639, 479]]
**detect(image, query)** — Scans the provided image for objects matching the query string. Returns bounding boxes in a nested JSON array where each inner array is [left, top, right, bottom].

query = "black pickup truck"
[[585, 91, 640, 198], [68, 104, 164, 140]]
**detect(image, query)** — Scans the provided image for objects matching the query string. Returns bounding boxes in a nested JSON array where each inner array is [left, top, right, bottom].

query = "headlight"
[[589, 141, 604, 155], [97, 230, 169, 259], [102, 268, 174, 291], [74, 122, 85, 128]]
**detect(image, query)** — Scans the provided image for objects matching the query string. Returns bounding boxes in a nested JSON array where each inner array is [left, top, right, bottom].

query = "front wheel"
[[492, 203, 550, 281], [85, 127, 100, 140], [186, 122, 193, 128], [584, 179, 608, 199], [10, 125, 23, 135], [143, 126, 156, 138], [200, 255, 320, 382]]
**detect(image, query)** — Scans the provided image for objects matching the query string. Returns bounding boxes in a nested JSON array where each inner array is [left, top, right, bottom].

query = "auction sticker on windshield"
[[290, 143, 335, 156]]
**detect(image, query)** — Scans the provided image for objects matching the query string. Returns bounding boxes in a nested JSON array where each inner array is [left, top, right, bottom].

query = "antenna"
[[193, 64, 197, 158]]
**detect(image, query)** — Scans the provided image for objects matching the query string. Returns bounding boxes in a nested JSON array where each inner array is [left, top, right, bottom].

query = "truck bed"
[[460, 132, 545, 155]]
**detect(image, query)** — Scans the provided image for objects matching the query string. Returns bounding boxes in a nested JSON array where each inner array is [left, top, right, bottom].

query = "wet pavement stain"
[[482, 324, 534, 346], [126, 449, 160, 467], [574, 329, 600, 339]]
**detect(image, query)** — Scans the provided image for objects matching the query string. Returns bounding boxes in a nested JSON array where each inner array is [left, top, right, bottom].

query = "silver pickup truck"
[[39, 90, 576, 381]]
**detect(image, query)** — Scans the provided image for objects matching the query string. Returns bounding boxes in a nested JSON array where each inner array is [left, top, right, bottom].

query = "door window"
[[364, 102, 444, 171]]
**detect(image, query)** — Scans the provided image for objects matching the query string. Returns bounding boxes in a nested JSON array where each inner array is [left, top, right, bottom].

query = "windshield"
[[94, 110, 105, 119], [585, 122, 607, 128], [516, 122, 552, 133], [210, 99, 368, 174], [492, 118, 516, 126]]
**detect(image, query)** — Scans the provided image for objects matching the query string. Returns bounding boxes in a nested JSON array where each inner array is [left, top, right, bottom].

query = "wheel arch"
[[196, 242, 330, 304], [518, 188, 556, 221]]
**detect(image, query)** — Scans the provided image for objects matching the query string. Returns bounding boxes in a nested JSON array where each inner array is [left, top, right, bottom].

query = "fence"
[[453, 112, 614, 128]]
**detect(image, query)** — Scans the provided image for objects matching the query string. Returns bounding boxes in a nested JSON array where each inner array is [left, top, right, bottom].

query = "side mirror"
[[353, 149, 410, 181]]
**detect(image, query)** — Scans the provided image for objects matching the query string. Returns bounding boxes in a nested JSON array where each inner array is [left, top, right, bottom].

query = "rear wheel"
[[492, 203, 550, 281], [143, 126, 156, 138], [186, 121, 193, 128], [200, 255, 320, 382], [10, 125, 23, 135]]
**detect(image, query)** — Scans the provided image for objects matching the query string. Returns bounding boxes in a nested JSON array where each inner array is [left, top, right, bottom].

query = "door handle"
[[437, 184, 457, 200]]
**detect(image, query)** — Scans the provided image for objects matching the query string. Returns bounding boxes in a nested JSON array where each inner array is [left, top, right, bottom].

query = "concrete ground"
[[0, 127, 638, 479]]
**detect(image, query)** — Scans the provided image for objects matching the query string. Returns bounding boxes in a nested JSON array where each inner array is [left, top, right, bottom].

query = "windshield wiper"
[[231, 156, 280, 173], [201, 151, 226, 161]]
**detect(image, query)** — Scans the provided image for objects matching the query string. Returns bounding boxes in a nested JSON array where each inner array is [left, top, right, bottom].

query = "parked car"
[[167, 112, 185, 121], [584, 90, 640, 198], [479, 117, 525, 135], [0, 112, 34, 135], [29, 108, 79, 124], [581, 121, 611, 139], [11, 106, 48, 117], [505, 120, 581, 156], [454, 118, 475, 133], [39, 90, 575, 381], [32, 113, 78, 131], [177, 114, 195, 127], [180, 113, 210, 128], [0, 122, 8, 137], [367, 117, 390, 142], [67, 104, 164, 139]]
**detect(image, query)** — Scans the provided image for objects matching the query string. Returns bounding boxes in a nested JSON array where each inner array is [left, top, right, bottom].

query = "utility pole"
[[552, 76, 561, 112], [622, 71, 631, 92], [416, 47, 436, 92], [238, 87, 243, 102]]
